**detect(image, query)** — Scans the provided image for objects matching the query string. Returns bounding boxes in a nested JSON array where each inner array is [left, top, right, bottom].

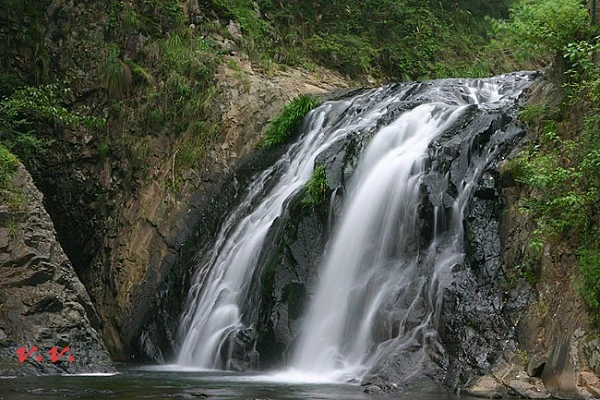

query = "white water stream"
[[177, 87, 412, 368], [177, 75, 532, 381]]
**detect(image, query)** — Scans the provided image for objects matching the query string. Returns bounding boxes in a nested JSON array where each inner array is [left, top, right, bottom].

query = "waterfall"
[[177, 73, 535, 377], [291, 103, 466, 379], [177, 87, 411, 368]]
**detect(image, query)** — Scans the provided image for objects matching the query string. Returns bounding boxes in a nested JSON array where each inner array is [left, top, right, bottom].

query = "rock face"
[[127, 64, 349, 363], [0, 165, 113, 375]]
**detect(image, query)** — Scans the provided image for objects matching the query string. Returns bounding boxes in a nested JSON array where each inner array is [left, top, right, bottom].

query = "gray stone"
[[528, 354, 548, 378], [507, 379, 551, 399], [466, 375, 505, 399], [0, 165, 114, 375], [585, 340, 600, 376]]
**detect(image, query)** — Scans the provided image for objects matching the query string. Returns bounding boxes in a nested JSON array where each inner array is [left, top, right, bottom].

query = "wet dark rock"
[[143, 145, 290, 362], [361, 346, 444, 393], [225, 328, 259, 371], [253, 195, 327, 367]]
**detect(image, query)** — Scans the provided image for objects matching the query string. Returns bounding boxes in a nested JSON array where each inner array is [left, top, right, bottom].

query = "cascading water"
[[177, 88, 409, 368], [291, 103, 466, 379], [177, 73, 536, 380]]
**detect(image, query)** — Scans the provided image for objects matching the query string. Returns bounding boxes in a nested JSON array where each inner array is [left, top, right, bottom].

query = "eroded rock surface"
[[0, 165, 113, 375]]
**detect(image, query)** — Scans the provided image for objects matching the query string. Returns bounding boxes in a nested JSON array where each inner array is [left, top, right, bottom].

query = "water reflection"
[[0, 366, 472, 399]]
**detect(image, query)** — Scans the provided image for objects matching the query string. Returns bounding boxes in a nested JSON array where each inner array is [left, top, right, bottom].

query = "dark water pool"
[[0, 366, 476, 399]]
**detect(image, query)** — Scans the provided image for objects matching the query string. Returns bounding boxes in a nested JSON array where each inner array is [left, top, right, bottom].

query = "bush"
[[511, 27, 600, 319], [262, 95, 321, 149], [100, 45, 132, 99], [305, 34, 378, 76], [493, 0, 593, 61], [0, 84, 105, 163]]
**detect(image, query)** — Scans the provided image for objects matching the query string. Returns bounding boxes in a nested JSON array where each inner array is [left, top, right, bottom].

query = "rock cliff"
[[0, 165, 113, 375]]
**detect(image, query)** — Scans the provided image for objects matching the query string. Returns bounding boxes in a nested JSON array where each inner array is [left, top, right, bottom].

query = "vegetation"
[[500, 0, 600, 319], [0, 84, 104, 164], [0, 144, 18, 189], [491, 0, 592, 62], [262, 95, 321, 149], [252, 0, 513, 79], [301, 165, 330, 207]]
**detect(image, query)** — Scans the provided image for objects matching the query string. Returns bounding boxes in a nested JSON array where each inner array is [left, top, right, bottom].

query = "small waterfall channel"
[[176, 73, 536, 382]]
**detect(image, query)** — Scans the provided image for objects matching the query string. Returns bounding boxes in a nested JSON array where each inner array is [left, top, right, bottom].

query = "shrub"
[[305, 34, 378, 76], [0, 84, 105, 162], [493, 0, 593, 61], [262, 95, 321, 149]]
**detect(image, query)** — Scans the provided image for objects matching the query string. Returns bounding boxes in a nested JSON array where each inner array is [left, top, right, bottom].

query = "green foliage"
[[176, 132, 207, 171], [0, 83, 105, 162], [492, 0, 593, 62], [301, 165, 329, 207], [0, 144, 18, 189], [565, 38, 600, 81], [97, 137, 110, 160], [253, 0, 510, 79], [305, 34, 377, 76], [210, 0, 270, 56], [122, 7, 139, 34], [105, 0, 184, 39], [518, 104, 551, 125], [143, 31, 221, 133], [124, 60, 154, 85], [511, 28, 600, 318], [262, 95, 321, 149]]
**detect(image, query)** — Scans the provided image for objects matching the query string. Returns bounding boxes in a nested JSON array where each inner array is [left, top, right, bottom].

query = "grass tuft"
[[301, 165, 329, 207], [262, 95, 321, 149]]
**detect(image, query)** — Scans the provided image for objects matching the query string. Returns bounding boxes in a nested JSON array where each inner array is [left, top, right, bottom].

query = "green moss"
[[262, 95, 321, 149]]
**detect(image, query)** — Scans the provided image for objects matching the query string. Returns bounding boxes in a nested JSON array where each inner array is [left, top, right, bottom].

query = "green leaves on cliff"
[[255, 0, 510, 79], [262, 95, 321, 149], [501, 0, 600, 318], [0, 84, 105, 163], [513, 82, 600, 314], [492, 0, 594, 62]]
